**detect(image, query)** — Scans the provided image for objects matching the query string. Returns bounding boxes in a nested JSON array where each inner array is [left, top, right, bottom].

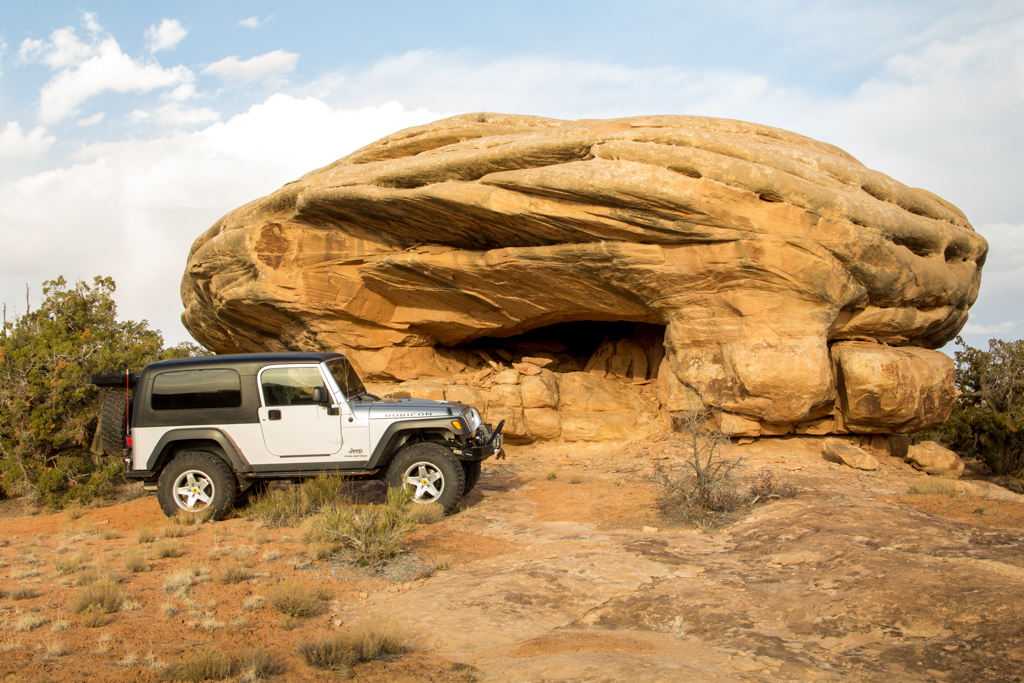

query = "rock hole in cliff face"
[[455, 321, 667, 382]]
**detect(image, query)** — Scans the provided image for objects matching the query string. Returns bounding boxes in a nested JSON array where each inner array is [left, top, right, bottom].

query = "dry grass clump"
[[246, 487, 308, 528], [163, 568, 197, 597], [136, 526, 156, 544], [152, 539, 185, 559], [123, 553, 151, 573], [100, 528, 121, 540], [213, 562, 251, 585], [265, 579, 328, 619], [298, 615, 409, 674], [907, 476, 960, 496], [246, 475, 351, 528], [69, 580, 123, 615], [238, 648, 286, 682], [406, 502, 445, 525], [161, 647, 232, 682], [10, 613, 45, 632], [10, 585, 35, 600], [162, 524, 188, 538], [75, 564, 120, 586], [172, 507, 214, 527], [52, 553, 86, 575]]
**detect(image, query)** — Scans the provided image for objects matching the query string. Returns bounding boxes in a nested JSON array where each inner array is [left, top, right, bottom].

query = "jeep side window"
[[260, 367, 328, 407], [151, 369, 242, 410], [325, 358, 366, 399]]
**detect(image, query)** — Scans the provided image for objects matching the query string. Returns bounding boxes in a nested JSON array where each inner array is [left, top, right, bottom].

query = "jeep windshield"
[[325, 358, 368, 400]]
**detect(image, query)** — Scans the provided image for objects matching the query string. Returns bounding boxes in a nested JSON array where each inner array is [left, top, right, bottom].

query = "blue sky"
[[0, 1, 1021, 351]]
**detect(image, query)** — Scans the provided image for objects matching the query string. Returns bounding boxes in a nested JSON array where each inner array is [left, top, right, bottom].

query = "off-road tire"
[[462, 461, 482, 494], [157, 451, 238, 520], [100, 388, 131, 455], [386, 442, 465, 514]]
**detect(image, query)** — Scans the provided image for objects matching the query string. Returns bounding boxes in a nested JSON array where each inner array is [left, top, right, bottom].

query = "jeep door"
[[256, 365, 342, 456]]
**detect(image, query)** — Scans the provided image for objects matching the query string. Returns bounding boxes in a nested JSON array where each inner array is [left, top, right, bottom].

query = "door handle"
[[268, 410, 281, 420]]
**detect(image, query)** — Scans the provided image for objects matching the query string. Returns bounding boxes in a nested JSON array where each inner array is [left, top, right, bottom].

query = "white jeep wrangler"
[[91, 352, 504, 519]]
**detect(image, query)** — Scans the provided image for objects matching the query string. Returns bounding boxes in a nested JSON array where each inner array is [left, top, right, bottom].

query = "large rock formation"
[[182, 114, 986, 441]]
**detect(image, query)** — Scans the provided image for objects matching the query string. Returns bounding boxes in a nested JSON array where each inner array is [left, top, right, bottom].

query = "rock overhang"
[[181, 113, 986, 441]]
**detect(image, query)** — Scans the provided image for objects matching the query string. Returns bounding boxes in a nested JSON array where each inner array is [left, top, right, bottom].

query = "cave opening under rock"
[[452, 320, 666, 382]]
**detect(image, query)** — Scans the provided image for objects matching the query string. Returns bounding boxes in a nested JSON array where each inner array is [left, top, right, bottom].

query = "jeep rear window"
[[325, 358, 365, 399], [151, 369, 242, 411]]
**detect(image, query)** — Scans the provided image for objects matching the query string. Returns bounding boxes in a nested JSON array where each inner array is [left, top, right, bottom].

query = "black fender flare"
[[366, 419, 461, 469], [144, 428, 252, 475]]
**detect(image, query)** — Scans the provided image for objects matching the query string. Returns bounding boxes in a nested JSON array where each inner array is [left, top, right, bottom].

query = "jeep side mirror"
[[312, 387, 328, 404]]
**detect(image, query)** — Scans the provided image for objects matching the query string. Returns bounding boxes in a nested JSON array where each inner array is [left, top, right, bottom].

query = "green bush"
[[308, 487, 417, 566], [0, 276, 204, 508], [928, 337, 1024, 476]]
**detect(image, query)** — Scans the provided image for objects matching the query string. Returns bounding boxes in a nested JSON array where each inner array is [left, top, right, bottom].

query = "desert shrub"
[[297, 636, 357, 674], [545, 471, 557, 481], [162, 647, 231, 682], [213, 562, 251, 585], [927, 337, 1024, 476], [69, 580, 122, 614], [123, 553, 151, 573], [11, 613, 45, 632], [136, 526, 155, 544], [100, 528, 120, 540], [298, 616, 408, 672], [747, 470, 798, 502], [0, 276, 203, 508], [79, 605, 108, 628], [655, 401, 795, 528], [152, 539, 185, 559], [568, 475, 583, 485], [10, 585, 35, 600], [265, 579, 328, 618], [307, 487, 417, 566], [238, 648, 285, 682]]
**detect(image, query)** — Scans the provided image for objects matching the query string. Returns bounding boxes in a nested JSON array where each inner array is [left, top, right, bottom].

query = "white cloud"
[[0, 122, 56, 158], [76, 111, 105, 127], [202, 50, 298, 84], [962, 320, 1021, 335], [162, 83, 199, 102], [21, 15, 194, 123], [238, 15, 273, 29], [0, 97, 441, 342], [145, 19, 188, 53]]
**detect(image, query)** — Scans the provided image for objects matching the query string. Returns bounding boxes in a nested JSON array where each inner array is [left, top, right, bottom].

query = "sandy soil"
[[2, 440, 1023, 682]]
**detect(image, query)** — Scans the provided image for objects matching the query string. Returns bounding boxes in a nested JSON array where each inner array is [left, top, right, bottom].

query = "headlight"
[[465, 408, 482, 432]]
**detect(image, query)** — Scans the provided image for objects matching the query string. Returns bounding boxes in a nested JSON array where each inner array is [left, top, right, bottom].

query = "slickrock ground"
[[2, 442, 1023, 682]]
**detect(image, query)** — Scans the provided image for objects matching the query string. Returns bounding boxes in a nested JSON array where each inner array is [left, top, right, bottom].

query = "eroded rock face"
[[182, 114, 986, 439]]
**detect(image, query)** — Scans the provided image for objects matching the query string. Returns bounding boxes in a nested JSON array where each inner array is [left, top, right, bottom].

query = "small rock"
[[642, 526, 659, 534], [908, 441, 965, 478], [521, 356, 554, 368], [493, 368, 521, 385], [512, 362, 542, 376], [824, 439, 879, 471], [334, 619, 343, 627]]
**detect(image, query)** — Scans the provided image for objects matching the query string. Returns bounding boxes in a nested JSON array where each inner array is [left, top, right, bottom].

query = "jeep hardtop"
[[91, 352, 504, 519]]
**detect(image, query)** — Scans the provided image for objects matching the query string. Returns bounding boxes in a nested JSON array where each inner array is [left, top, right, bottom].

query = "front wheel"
[[157, 451, 238, 520], [462, 461, 482, 494], [386, 443, 465, 514]]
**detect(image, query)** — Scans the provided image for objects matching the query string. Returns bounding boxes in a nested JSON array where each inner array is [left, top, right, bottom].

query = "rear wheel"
[[462, 461, 482, 494], [386, 442, 465, 514], [157, 451, 238, 520]]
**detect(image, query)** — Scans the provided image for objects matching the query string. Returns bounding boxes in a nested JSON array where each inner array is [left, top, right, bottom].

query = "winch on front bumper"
[[453, 419, 506, 461]]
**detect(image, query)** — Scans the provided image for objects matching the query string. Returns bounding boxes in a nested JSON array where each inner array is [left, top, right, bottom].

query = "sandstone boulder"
[[908, 441, 965, 478], [181, 113, 986, 439], [824, 439, 879, 471]]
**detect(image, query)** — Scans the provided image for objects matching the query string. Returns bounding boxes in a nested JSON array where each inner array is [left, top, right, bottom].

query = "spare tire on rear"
[[100, 388, 131, 455]]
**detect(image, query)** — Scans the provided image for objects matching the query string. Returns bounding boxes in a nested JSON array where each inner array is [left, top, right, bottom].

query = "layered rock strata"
[[182, 114, 986, 440]]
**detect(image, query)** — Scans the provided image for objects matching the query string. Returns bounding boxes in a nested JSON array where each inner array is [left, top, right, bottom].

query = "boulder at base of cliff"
[[908, 441, 965, 478]]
